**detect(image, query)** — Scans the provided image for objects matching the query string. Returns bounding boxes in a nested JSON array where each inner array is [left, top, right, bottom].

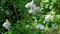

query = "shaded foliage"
[[0, 0, 60, 34]]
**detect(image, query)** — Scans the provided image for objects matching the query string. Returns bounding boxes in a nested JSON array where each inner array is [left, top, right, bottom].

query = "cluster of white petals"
[[25, 0, 38, 14], [36, 24, 44, 30], [45, 14, 51, 21], [3, 19, 11, 29]]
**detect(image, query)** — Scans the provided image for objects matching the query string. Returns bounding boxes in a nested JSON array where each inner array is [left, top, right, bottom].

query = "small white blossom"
[[29, 8, 36, 14], [3, 19, 11, 29], [45, 14, 51, 21], [29, 9, 33, 14], [31, 4, 38, 11], [25, 0, 34, 8], [25, 0, 38, 14], [36, 24, 44, 30]]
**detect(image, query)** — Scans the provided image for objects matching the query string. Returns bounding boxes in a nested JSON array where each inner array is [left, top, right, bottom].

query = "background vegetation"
[[0, 0, 60, 34]]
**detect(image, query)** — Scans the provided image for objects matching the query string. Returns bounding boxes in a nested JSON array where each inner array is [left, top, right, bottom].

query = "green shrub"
[[0, 0, 60, 34]]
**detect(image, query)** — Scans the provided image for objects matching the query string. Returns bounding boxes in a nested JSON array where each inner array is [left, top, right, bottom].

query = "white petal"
[[2, 19, 11, 29], [25, 0, 38, 14], [29, 9, 33, 14], [31, 5, 38, 11], [45, 14, 51, 21], [25, 0, 34, 8], [25, 3, 30, 8], [36, 24, 44, 30]]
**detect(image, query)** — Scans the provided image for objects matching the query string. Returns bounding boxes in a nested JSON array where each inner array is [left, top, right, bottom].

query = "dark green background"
[[0, 0, 60, 34]]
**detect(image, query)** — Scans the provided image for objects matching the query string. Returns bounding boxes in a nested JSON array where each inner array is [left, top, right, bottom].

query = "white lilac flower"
[[25, 0, 34, 8], [3, 19, 11, 29], [31, 4, 38, 11], [29, 9, 33, 14], [29, 8, 36, 14], [25, 0, 38, 14], [36, 24, 44, 30], [45, 14, 51, 21]]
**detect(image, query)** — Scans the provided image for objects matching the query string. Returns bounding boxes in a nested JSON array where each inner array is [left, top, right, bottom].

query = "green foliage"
[[0, 0, 60, 34]]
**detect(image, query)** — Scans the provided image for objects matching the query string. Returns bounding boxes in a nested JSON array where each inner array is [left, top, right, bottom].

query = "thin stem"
[[11, 2, 18, 21]]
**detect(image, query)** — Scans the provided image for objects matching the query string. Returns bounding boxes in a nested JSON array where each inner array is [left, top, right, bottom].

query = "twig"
[[11, 2, 18, 21]]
